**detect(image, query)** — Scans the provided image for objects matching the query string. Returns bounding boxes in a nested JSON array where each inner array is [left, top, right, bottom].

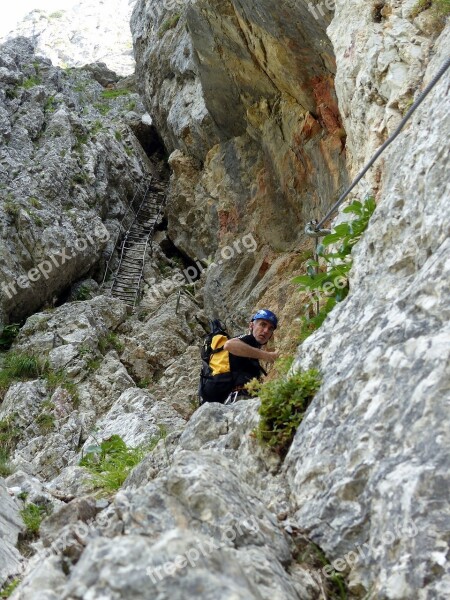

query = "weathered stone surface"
[[286, 18, 450, 600], [175, 401, 288, 514], [56, 452, 319, 599], [5, 470, 64, 514], [0, 38, 151, 325], [0, 479, 23, 588], [131, 0, 348, 324], [1, 2, 449, 599], [1, 1, 136, 76], [79, 387, 186, 452]]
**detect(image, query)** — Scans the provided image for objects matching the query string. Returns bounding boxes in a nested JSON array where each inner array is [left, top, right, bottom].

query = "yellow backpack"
[[199, 320, 234, 404]]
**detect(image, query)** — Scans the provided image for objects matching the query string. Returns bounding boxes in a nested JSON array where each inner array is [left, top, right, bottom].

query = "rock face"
[[0, 0, 449, 599], [1, 0, 136, 77], [286, 8, 449, 600], [0, 37, 153, 326], [0, 480, 23, 588], [131, 0, 349, 329]]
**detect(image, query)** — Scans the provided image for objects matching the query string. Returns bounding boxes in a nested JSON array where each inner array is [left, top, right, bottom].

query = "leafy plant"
[[0, 449, 13, 477], [247, 360, 321, 457], [20, 502, 49, 535], [29, 197, 42, 208], [86, 357, 102, 372], [0, 352, 48, 401], [44, 96, 57, 113], [91, 120, 103, 135], [3, 201, 19, 217], [0, 323, 20, 350], [79, 434, 150, 494], [3, 352, 44, 378], [136, 377, 151, 389], [293, 197, 376, 342], [74, 284, 91, 300], [0, 578, 21, 598], [21, 76, 41, 89], [94, 102, 111, 115], [45, 369, 79, 407], [0, 414, 21, 453], [36, 412, 55, 433], [0, 413, 22, 475], [98, 332, 124, 354], [158, 13, 181, 38], [5, 88, 17, 100], [100, 89, 131, 99]]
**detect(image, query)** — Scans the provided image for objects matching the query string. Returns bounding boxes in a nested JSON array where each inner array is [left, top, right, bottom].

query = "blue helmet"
[[251, 309, 278, 329]]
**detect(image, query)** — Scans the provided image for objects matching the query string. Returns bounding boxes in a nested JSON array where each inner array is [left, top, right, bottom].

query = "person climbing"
[[223, 309, 279, 403], [199, 309, 279, 405]]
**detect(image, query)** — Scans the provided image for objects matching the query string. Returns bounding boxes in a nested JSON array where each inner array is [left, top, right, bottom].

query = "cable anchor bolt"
[[304, 220, 332, 238]]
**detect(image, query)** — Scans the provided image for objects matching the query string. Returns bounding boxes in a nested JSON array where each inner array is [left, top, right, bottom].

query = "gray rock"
[[0, 478, 23, 588], [1, 1, 136, 76], [58, 452, 318, 599], [286, 19, 450, 600], [0, 38, 151, 326]]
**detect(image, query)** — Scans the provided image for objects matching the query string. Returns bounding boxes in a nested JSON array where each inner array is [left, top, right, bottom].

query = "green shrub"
[[136, 377, 151, 389], [21, 76, 41, 89], [79, 434, 151, 494], [0, 449, 13, 478], [36, 412, 55, 433], [0, 578, 21, 598], [71, 173, 89, 185], [20, 503, 49, 535], [5, 88, 17, 100], [75, 285, 91, 300], [0, 414, 21, 455], [91, 120, 103, 135], [0, 323, 20, 350], [44, 96, 57, 113], [0, 413, 22, 475], [3, 352, 44, 378], [98, 332, 124, 354], [94, 102, 111, 115], [86, 357, 102, 372], [3, 202, 19, 217], [100, 89, 131, 99], [0, 352, 47, 400], [158, 13, 181, 38], [247, 361, 321, 457], [293, 197, 376, 342], [29, 197, 42, 208], [31, 214, 43, 227]]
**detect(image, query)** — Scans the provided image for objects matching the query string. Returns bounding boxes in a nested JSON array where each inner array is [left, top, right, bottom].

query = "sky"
[[0, 0, 78, 37]]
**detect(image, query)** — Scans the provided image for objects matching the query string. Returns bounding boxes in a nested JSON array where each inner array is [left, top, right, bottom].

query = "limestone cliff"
[[131, 0, 348, 337], [1, 0, 136, 77], [0, 1, 449, 599], [0, 37, 155, 327]]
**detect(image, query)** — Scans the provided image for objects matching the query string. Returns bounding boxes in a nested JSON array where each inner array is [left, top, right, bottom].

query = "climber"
[[199, 309, 279, 405], [222, 309, 279, 403]]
